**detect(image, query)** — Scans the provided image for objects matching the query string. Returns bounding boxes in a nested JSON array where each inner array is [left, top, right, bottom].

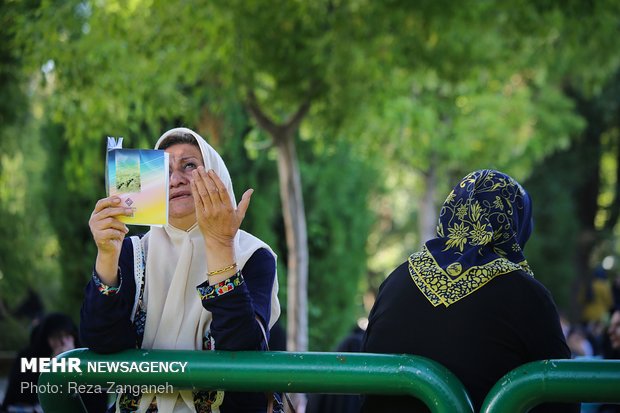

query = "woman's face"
[[48, 332, 75, 357], [610, 310, 620, 350], [165, 143, 204, 230]]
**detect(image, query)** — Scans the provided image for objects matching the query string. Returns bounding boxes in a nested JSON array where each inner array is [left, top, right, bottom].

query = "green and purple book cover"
[[106, 137, 169, 226]]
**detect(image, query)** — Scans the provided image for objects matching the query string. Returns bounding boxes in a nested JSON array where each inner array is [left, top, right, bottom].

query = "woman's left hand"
[[191, 166, 253, 247]]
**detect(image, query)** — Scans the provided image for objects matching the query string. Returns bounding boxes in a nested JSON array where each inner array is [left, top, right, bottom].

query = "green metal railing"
[[481, 359, 620, 413], [38, 348, 474, 413], [38, 350, 620, 413]]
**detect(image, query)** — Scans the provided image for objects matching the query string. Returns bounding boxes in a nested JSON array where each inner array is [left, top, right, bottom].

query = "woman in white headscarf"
[[81, 127, 281, 413]]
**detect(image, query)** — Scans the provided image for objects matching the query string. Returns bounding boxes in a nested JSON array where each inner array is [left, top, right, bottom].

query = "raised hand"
[[190, 166, 253, 247]]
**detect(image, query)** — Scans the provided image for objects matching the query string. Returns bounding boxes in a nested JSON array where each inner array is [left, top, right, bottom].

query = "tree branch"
[[284, 99, 311, 136], [246, 89, 312, 143], [246, 90, 279, 137]]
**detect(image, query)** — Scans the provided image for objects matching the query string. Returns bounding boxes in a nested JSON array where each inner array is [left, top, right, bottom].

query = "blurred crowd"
[[565, 265, 620, 360], [562, 265, 620, 413]]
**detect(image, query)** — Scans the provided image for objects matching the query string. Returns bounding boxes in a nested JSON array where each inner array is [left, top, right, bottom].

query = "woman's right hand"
[[89, 196, 132, 285]]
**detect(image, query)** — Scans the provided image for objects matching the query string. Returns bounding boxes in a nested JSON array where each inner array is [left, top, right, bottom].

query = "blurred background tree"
[[0, 0, 62, 349], [1, 0, 620, 357]]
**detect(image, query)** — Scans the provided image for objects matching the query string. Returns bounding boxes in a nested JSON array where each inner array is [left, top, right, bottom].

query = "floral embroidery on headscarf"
[[409, 170, 534, 307]]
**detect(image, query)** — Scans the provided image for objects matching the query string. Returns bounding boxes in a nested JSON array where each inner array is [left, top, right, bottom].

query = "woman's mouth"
[[170, 191, 192, 200]]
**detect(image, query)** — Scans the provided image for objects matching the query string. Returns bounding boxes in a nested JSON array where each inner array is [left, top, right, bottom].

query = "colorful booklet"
[[105, 137, 169, 226]]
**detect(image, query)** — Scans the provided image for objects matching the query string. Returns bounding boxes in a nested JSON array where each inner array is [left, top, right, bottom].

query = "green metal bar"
[[38, 348, 474, 413], [481, 359, 620, 413]]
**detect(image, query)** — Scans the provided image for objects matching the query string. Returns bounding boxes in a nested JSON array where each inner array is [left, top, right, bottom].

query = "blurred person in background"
[[607, 308, 620, 353], [597, 307, 620, 413], [0, 312, 106, 413], [582, 265, 614, 326], [306, 318, 367, 413]]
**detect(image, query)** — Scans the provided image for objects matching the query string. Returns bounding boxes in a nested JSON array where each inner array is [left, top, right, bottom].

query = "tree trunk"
[[246, 93, 310, 352], [273, 130, 309, 352], [419, 161, 438, 245], [566, 87, 605, 322]]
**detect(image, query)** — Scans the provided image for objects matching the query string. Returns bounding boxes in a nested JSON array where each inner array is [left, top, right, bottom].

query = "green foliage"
[[39, 121, 100, 317], [0, 121, 58, 310], [218, 0, 330, 105], [300, 140, 377, 350], [524, 152, 581, 309], [525, 67, 620, 315], [326, 0, 617, 283], [0, 0, 63, 350], [6, 0, 620, 348], [220, 117, 378, 350]]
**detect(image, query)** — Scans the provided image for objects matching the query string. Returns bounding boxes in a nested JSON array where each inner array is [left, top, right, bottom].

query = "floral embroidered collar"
[[409, 169, 534, 307]]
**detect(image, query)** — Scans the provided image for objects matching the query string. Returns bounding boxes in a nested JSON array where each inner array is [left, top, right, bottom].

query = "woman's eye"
[[184, 162, 197, 170]]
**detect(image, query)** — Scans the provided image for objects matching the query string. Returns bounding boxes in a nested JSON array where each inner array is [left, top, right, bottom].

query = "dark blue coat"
[[80, 236, 278, 412]]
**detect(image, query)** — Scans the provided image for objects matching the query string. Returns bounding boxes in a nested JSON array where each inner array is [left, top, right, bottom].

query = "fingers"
[[90, 215, 129, 242], [98, 228, 128, 242], [95, 216, 129, 233], [90, 204, 133, 233], [208, 169, 233, 206], [190, 178, 205, 215], [189, 167, 253, 237], [91, 197, 133, 219], [192, 167, 217, 208], [192, 167, 232, 207], [237, 188, 254, 221], [92, 206, 134, 221], [92, 196, 122, 214], [89, 197, 131, 247]]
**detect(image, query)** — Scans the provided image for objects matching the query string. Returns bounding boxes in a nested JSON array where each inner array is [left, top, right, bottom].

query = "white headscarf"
[[136, 127, 280, 413]]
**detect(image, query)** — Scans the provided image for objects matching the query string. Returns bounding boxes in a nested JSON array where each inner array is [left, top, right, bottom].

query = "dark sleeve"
[[521, 279, 571, 360], [79, 237, 138, 354], [199, 248, 276, 351]]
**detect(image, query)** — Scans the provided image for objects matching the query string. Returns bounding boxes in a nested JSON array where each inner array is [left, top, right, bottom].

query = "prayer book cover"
[[105, 137, 169, 226]]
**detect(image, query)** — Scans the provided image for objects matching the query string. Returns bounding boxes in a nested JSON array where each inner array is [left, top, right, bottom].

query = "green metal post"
[[481, 359, 620, 413], [38, 348, 474, 413]]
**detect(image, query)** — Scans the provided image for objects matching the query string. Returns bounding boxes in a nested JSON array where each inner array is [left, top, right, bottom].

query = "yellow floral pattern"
[[409, 246, 525, 307], [445, 222, 470, 251]]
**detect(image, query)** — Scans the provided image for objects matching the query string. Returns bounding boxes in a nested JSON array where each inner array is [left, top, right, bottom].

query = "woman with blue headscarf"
[[362, 170, 577, 413]]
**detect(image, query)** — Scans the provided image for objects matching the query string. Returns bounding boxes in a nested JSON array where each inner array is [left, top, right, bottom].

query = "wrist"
[[95, 251, 121, 286], [208, 268, 240, 285], [95, 266, 120, 287], [204, 235, 235, 249], [207, 262, 237, 276]]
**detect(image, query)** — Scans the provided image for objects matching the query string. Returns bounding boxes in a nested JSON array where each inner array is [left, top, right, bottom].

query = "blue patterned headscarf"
[[409, 170, 534, 307]]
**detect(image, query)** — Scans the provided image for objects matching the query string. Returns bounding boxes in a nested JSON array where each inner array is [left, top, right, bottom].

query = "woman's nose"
[[170, 169, 188, 186]]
